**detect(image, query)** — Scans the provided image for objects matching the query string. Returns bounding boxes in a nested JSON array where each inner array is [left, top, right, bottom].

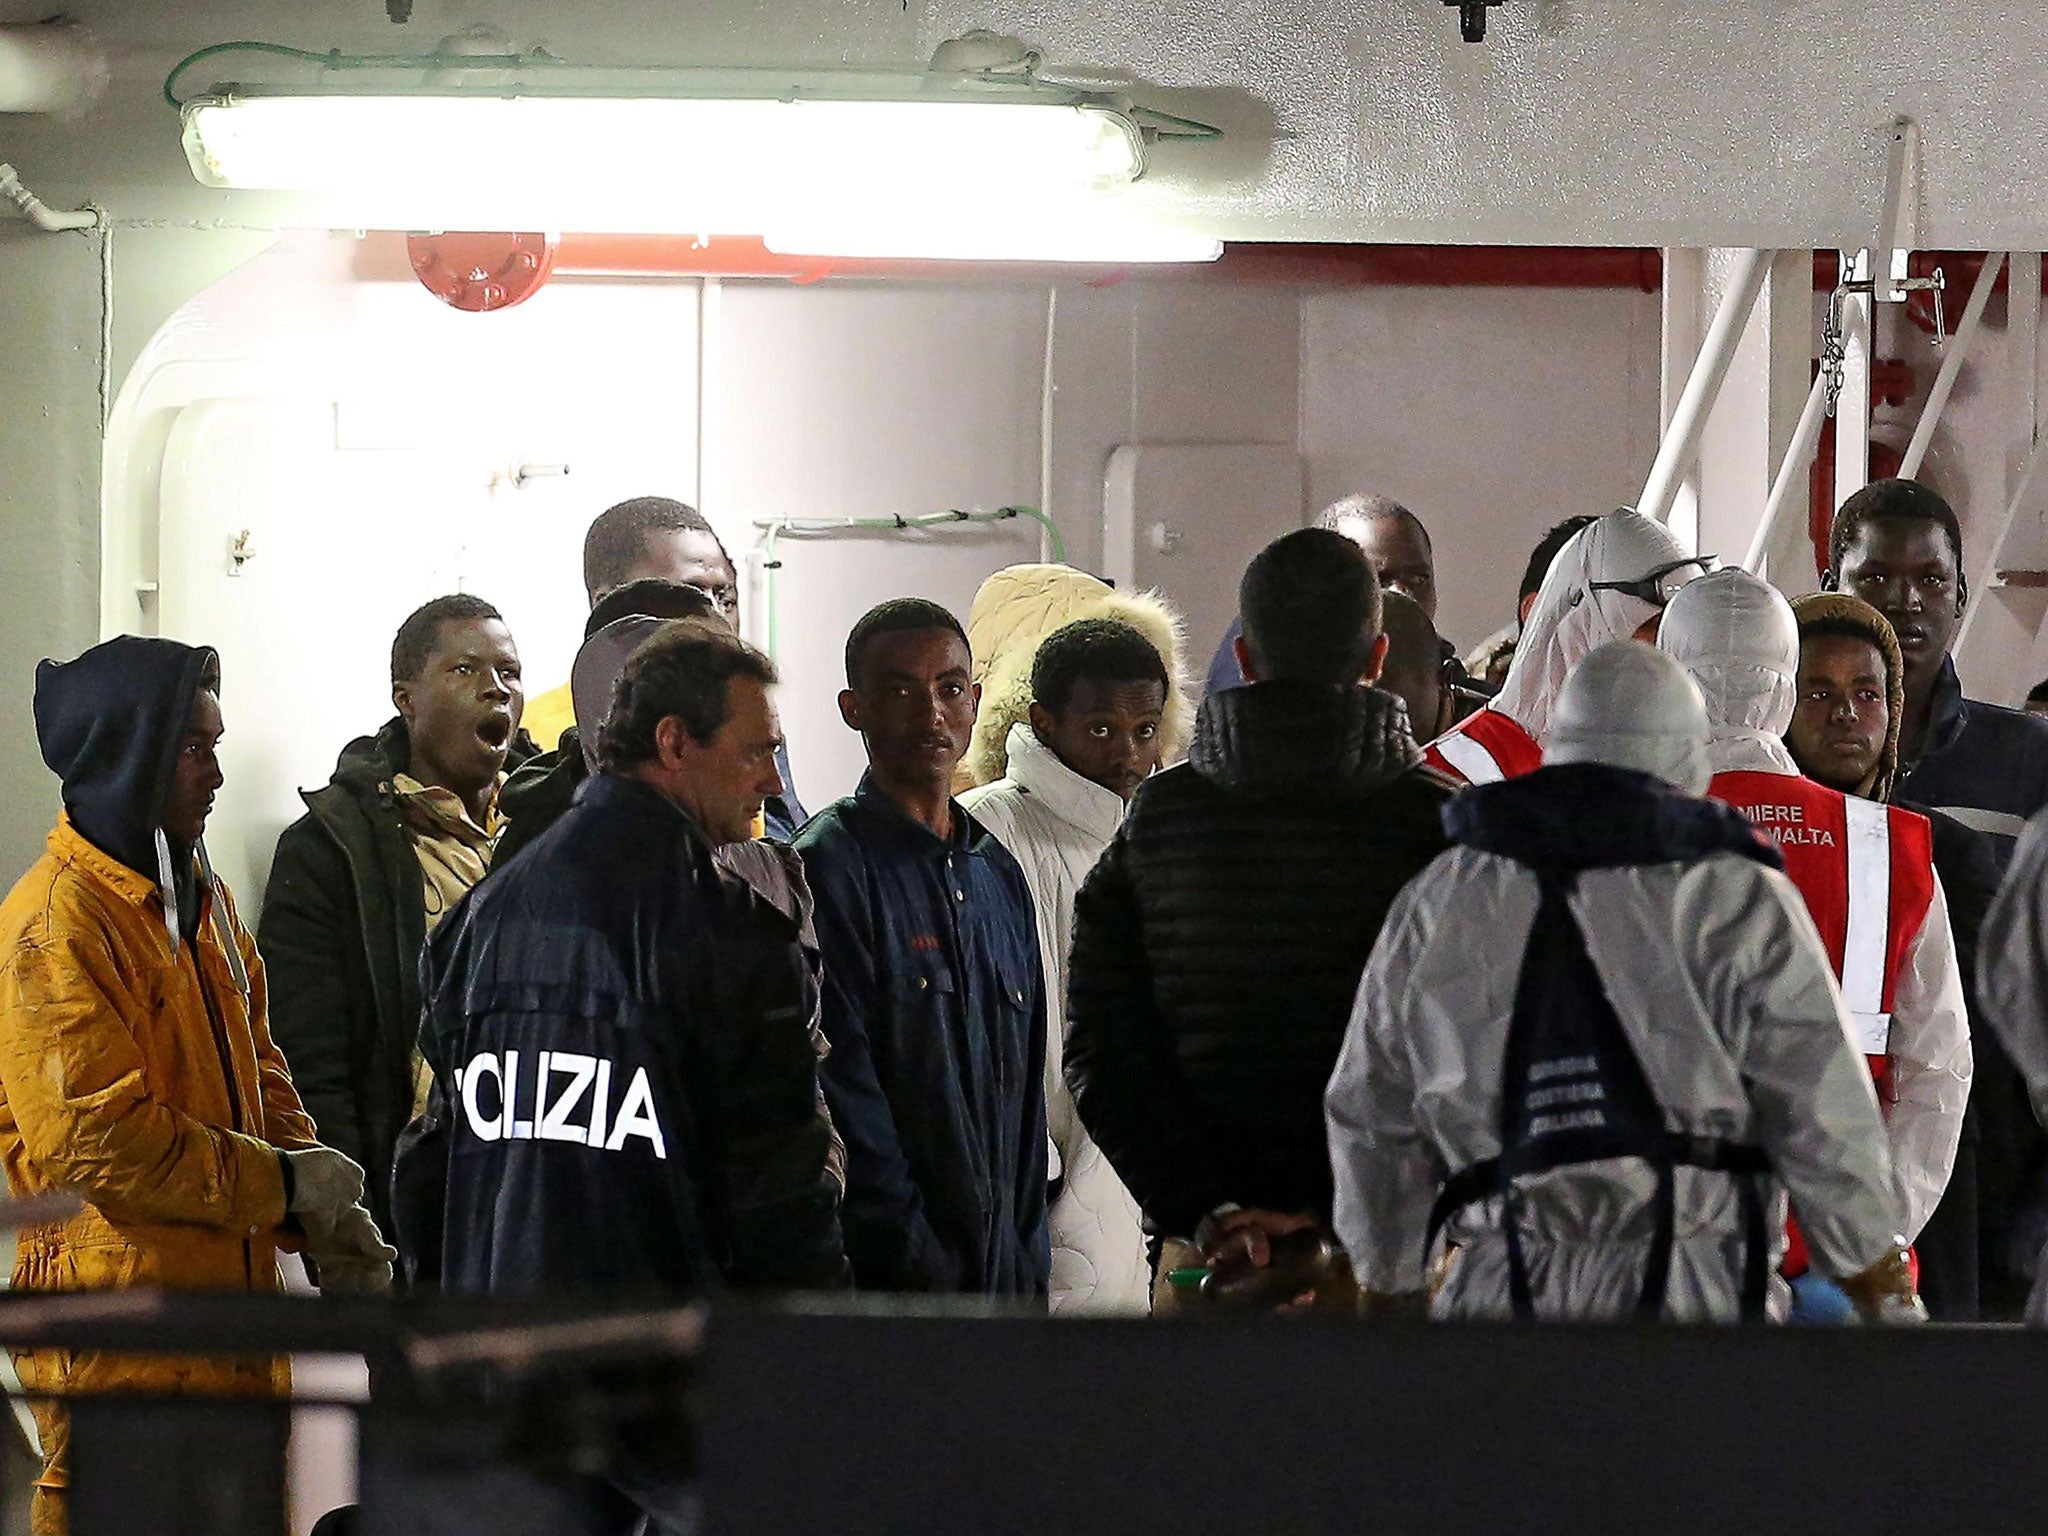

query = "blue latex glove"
[[1788, 1270, 1856, 1325]]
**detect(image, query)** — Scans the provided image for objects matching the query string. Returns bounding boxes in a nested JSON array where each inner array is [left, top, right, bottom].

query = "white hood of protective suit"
[[1547, 641, 1714, 796], [1491, 509, 1695, 747], [1657, 567, 1802, 777]]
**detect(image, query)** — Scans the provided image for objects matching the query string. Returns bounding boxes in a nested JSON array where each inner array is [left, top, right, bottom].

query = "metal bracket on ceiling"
[[1822, 117, 1948, 416], [1442, 0, 1507, 43]]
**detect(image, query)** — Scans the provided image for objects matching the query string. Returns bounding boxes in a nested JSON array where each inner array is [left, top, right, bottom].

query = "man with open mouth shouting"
[[260, 593, 535, 1247]]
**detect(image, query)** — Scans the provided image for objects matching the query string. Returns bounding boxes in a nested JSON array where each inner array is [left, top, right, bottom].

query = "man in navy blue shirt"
[[797, 599, 1050, 1297]]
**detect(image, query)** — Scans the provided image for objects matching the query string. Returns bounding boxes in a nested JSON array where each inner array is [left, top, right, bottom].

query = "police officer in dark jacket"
[[409, 620, 846, 1298], [1068, 529, 1454, 1307], [797, 599, 1050, 1298]]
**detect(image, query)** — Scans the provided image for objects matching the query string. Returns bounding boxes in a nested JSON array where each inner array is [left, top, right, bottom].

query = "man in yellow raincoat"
[[0, 636, 391, 1535]]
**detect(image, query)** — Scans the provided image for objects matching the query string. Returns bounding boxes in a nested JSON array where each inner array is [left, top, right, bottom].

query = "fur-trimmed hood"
[[959, 563, 1194, 791]]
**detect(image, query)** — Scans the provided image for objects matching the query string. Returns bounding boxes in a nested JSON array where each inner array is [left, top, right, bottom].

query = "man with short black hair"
[[582, 497, 739, 614], [261, 594, 531, 1238], [797, 598, 1050, 1297], [964, 617, 1176, 1313], [1824, 478, 2048, 1315], [524, 496, 807, 834], [524, 497, 739, 750], [1826, 477, 2048, 855], [1204, 494, 1437, 695], [1069, 529, 1454, 1310]]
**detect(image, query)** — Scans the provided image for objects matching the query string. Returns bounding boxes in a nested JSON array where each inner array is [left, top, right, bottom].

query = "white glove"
[[307, 1203, 396, 1296], [281, 1145, 367, 1227]]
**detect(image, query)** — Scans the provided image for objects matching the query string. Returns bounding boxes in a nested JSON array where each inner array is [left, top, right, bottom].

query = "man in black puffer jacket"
[[1067, 528, 1455, 1309]]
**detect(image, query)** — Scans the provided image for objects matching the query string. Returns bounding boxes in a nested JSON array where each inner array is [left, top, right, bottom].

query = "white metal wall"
[[101, 241, 1668, 908]]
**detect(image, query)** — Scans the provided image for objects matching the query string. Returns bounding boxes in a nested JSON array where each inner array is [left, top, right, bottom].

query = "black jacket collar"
[[1189, 681, 1421, 802], [1447, 761, 1782, 874], [1911, 656, 1970, 767]]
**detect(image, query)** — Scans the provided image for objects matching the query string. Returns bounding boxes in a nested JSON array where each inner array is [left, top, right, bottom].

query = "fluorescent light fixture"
[[183, 93, 1144, 213], [177, 69, 1227, 261]]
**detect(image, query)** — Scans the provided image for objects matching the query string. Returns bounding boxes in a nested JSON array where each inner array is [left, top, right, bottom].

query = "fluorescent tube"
[[182, 93, 1146, 214]]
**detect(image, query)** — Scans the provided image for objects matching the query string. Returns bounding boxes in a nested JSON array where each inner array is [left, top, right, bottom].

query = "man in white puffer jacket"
[[963, 618, 1179, 1313]]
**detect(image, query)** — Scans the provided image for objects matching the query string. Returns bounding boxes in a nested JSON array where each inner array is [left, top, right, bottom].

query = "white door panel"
[[156, 397, 479, 916], [1103, 443, 1306, 692]]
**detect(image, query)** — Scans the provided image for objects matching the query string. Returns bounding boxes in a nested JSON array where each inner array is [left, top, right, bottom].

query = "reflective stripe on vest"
[[1842, 795, 1892, 1055], [1707, 772, 1935, 1062], [1433, 730, 1507, 786]]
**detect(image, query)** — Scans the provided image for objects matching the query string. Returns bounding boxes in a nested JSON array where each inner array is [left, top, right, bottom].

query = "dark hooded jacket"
[[494, 727, 590, 870], [1899, 657, 2048, 857], [1065, 681, 1456, 1236], [1895, 658, 2048, 1312], [258, 718, 535, 1236], [0, 638, 318, 1417]]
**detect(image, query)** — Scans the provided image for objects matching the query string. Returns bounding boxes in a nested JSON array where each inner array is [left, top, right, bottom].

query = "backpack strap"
[[1426, 869, 1775, 1322]]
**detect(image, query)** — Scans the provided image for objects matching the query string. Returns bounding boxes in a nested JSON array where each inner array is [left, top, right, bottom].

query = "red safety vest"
[[1708, 771, 1935, 1070], [1708, 771, 1937, 1285], [1425, 708, 1544, 787]]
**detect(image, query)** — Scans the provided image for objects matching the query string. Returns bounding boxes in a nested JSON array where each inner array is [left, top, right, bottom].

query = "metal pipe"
[[1038, 286, 1057, 562], [1900, 252, 2006, 480], [1639, 248, 1774, 526], [1745, 369, 1831, 576]]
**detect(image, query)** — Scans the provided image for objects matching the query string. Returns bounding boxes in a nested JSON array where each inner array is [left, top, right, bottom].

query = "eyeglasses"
[[1588, 556, 1718, 609]]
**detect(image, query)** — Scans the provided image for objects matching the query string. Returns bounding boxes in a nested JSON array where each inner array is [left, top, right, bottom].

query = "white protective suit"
[[1487, 508, 1703, 747], [1976, 805, 2048, 1323], [1328, 643, 1908, 1322], [1659, 569, 1970, 1240], [962, 723, 1149, 1314]]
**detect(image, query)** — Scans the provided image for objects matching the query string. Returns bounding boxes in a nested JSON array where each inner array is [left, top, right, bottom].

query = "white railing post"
[[1639, 248, 1774, 526], [1900, 253, 2006, 481], [1745, 368, 1832, 577]]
